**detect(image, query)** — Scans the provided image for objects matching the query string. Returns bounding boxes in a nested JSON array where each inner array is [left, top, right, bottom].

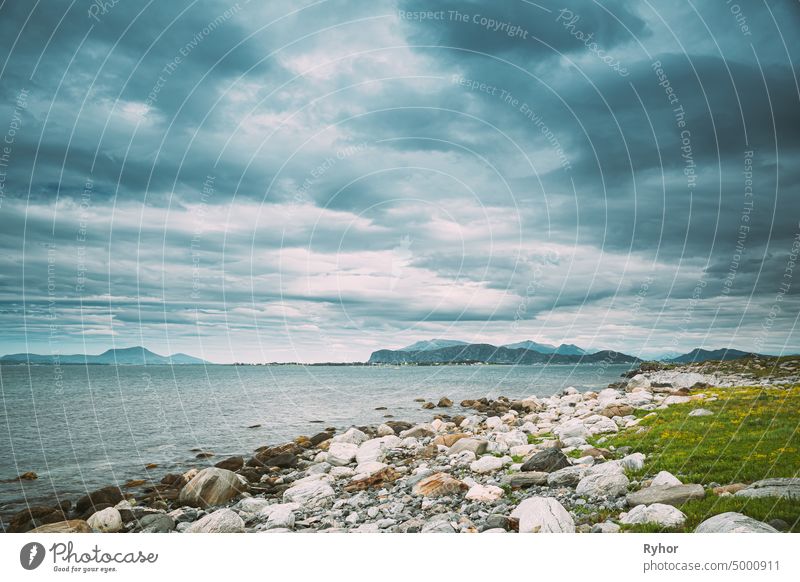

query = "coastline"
[[4, 357, 800, 534]]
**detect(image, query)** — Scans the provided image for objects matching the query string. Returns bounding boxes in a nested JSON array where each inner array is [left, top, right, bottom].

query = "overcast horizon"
[[1, 1, 799, 364]]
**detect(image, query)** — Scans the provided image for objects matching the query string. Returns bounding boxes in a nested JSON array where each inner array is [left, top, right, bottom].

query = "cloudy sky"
[[0, 0, 798, 363]]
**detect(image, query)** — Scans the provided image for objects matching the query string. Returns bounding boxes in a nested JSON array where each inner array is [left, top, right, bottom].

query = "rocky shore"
[[6, 360, 799, 534]]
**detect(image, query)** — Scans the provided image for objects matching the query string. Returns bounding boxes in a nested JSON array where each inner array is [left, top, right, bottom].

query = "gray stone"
[[178, 467, 247, 508], [591, 521, 621, 533], [576, 473, 630, 498], [448, 438, 488, 456], [501, 471, 549, 488], [185, 508, 245, 533], [547, 466, 587, 487], [734, 478, 800, 500], [520, 448, 571, 473], [688, 408, 714, 417], [510, 497, 575, 533], [421, 514, 457, 533], [627, 484, 705, 507], [621, 503, 686, 528], [139, 513, 175, 533], [695, 512, 779, 533]]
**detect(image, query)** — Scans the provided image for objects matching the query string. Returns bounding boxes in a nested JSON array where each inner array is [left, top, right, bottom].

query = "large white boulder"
[[465, 483, 504, 502], [576, 472, 630, 498], [510, 497, 575, 533], [185, 508, 245, 533], [282, 474, 335, 508], [621, 504, 686, 527], [328, 442, 359, 466], [178, 467, 247, 508], [651, 470, 682, 487], [695, 512, 778, 533], [87, 507, 122, 533], [470, 455, 510, 474], [332, 427, 368, 445]]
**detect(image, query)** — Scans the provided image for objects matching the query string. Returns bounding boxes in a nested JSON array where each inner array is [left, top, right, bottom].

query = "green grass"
[[527, 432, 553, 445], [599, 385, 800, 532]]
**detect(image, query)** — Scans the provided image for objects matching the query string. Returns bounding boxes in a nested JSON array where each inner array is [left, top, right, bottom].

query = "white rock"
[[554, 419, 589, 441], [597, 388, 620, 405], [332, 427, 368, 445], [694, 512, 779, 533], [465, 483, 504, 502], [576, 472, 630, 498], [651, 470, 682, 487], [327, 442, 358, 466], [355, 438, 386, 464], [185, 508, 245, 533], [496, 429, 528, 448], [510, 497, 575, 533], [329, 466, 355, 479], [688, 408, 714, 417], [87, 507, 122, 533], [621, 503, 686, 527], [485, 416, 503, 430], [620, 453, 646, 472], [354, 461, 388, 477], [377, 424, 395, 437], [178, 467, 246, 508], [663, 395, 691, 405], [265, 505, 295, 530], [584, 415, 619, 435], [470, 455, 510, 474], [282, 476, 335, 508], [627, 391, 654, 406], [236, 497, 273, 516], [586, 461, 624, 477]]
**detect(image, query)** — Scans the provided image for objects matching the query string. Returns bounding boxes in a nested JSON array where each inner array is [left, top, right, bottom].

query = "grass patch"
[[527, 432, 553, 445], [602, 385, 800, 485], [602, 385, 800, 532]]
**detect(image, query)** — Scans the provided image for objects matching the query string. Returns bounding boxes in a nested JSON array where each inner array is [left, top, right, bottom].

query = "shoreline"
[[4, 358, 800, 534]]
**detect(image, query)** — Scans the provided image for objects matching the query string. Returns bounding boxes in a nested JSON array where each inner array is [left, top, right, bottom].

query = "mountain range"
[[666, 347, 757, 364], [399, 338, 585, 355], [0, 346, 210, 365], [369, 342, 638, 365]]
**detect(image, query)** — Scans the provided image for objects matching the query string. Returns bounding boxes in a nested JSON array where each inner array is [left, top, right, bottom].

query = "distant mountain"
[[502, 340, 587, 356], [668, 348, 757, 364], [0, 346, 211, 365], [368, 343, 637, 365], [399, 339, 469, 352]]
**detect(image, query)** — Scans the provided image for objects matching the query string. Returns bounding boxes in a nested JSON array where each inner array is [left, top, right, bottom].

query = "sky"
[[0, 0, 798, 363]]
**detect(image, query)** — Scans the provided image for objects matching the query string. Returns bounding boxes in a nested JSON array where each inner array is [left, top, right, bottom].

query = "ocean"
[[0, 363, 633, 522]]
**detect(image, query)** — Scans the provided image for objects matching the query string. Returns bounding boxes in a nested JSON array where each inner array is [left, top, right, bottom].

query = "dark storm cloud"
[[0, 0, 798, 361]]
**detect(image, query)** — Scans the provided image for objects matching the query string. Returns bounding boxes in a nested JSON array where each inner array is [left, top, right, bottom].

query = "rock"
[[627, 484, 705, 507], [712, 483, 747, 495], [138, 514, 175, 533], [421, 514, 456, 533], [377, 424, 395, 437], [600, 404, 634, 418], [502, 471, 549, 488], [13, 471, 38, 480], [663, 395, 691, 405], [178, 467, 247, 508], [547, 466, 587, 487], [30, 519, 92, 533], [688, 408, 714, 417], [576, 473, 630, 498], [767, 518, 789, 531], [585, 460, 624, 476], [521, 448, 571, 473], [734, 478, 800, 499], [332, 427, 368, 445], [411, 472, 467, 497], [195, 451, 214, 459], [400, 424, 435, 439], [328, 442, 359, 466], [651, 470, 682, 487], [510, 497, 575, 533], [422, 402, 435, 409], [345, 466, 400, 491], [620, 453, 646, 472], [583, 415, 619, 435], [310, 431, 333, 446], [591, 522, 621, 533], [214, 456, 244, 471], [265, 506, 295, 530], [448, 438, 488, 456], [75, 486, 124, 515], [621, 504, 686, 527], [123, 479, 147, 488], [283, 475, 336, 508], [7, 505, 68, 532], [87, 507, 123, 533], [495, 430, 528, 448], [384, 421, 412, 434], [470, 455, 509, 474], [554, 419, 589, 441], [437, 397, 453, 407], [695, 512, 778, 533], [465, 483, 504, 502], [185, 508, 245, 533], [253, 451, 298, 469], [433, 433, 469, 447]]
